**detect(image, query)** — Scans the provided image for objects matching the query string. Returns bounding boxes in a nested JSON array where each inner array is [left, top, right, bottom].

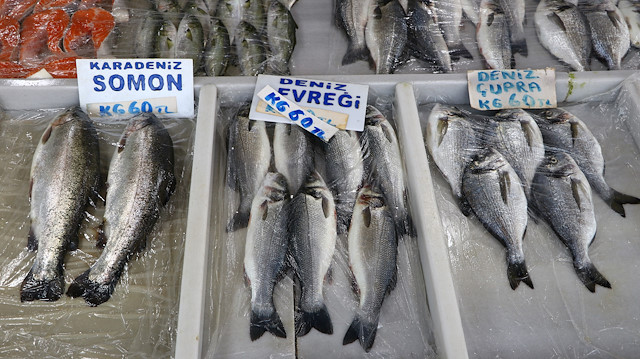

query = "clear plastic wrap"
[[416, 73, 640, 357], [201, 83, 436, 358], [0, 107, 196, 357]]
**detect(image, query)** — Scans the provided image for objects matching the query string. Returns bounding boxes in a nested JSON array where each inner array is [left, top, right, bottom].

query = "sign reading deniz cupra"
[[76, 59, 194, 118]]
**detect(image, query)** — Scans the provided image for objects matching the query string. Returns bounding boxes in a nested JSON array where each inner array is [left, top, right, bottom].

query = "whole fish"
[[488, 109, 545, 198], [236, 21, 267, 76], [461, 0, 481, 24], [156, 18, 178, 58], [462, 148, 533, 290], [361, 105, 413, 237], [21, 107, 101, 302], [406, 0, 453, 73], [433, 0, 473, 61], [343, 186, 398, 353], [531, 152, 611, 292], [477, 0, 512, 69], [425, 103, 480, 215], [204, 18, 231, 76], [242, 0, 266, 34], [366, 0, 408, 74], [266, 0, 297, 75], [133, 10, 162, 58], [289, 171, 337, 337], [618, 0, 640, 48], [244, 172, 290, 340], [337, 0, 375, 65], [534, 0, 591, 71], [498, 0, 527, 56], [535, 108, 640, 216], [274, 123, 315, 194], [175, 15, 204, 74], [217, 0, 243, 42], [184, 0, 212, 36], [67, 113, 175, 306], [325, 130, 363, 235], [580, 0, 630, 70], [226, 108, 271, 231], [154, 0, 182, 27]]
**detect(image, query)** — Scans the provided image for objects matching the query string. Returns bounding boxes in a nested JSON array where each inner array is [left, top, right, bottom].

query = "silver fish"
[[289, 171, 336, 337], [477, 0, 512, 69], [535, 108, 640, 216], [133, 10, 163, 58], [461, 0, 481, 24], [361, 105, 413, 236], [433, 0, 473, 61], [236, 21, 267, 76], [580, 0, 630, 70], [406, 0, 453, 72], [337, 0, 375, 65], [156, 18, 178, 58], [425, 104, 480, 215], [22, 107, 101, 302], [176, 14, 205, 74], [325, 130, 363, 235], [217, 0, 243, 42], [366, 0, 408, 74], [67, 113, 175, 306], [184, 0, 213, 36], [531, 152, 611, 292], [534, 0, 592, 71], [274, 123, 315, 194], [204, 18, 231, 76], [343, 186, 398, 353], [242, 0, 266, 34], [266, 0, 297, 75], [462, 148, 533, 290], [618, 0, 640, 48], [499, 0, 527, 56], [244, 172, 290, 340], [226, 108, 271, 231]]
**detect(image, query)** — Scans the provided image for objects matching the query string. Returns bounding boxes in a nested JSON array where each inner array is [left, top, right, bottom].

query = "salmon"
[[0, 18, 20, 61], [79, 0, 114, 11], [19, 9, 69, 68], [0, 0, 38, 21], [0, 60, 38, 78], [63, 8, 114, 57], [44, 56, 80, 78], [34, 0, 79, 13]]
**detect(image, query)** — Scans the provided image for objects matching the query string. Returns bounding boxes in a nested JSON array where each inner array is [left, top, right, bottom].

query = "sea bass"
[[226, 107, 271, 231], [244, 172, 290, 340], [531, 152, 611, 292], [534, 108, 640, 216], [499, 0, 527, 56], [534, 0, 591, 71], [236, 20, 267, 76], [365, 0, 408, 74], [343, 186, 398, 352], [462, 148, 533, 289], [406, 0, 453, 73], [618, 0, 640, 48], [21, 107, 101, 302], [266, 0, 297, 75], [477, 0, 512, 69], [66, 113, 175, 306], [274, 123, 315, 194], [289, 171, 336, 337], [433, 0, 473, 61], [337, 0, 375, 65], [580, 0, 630, 70]]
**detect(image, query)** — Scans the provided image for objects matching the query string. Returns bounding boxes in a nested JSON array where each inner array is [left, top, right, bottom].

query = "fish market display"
[[462, 148, 533, 289], [21, 107, 101, 302], [580, 0, 630, 70], [343, 186, 398, 352], [477, 0, 512, 69], [534, 108, 640, 217], [365, 0, 408, 74], [531, 152, 611, 292], [67, 113, 176, 306], [244, 172, 290, 341], [289, 171, 337, 337], [619, 0, 640, 48], [274, 123, 315, 194]]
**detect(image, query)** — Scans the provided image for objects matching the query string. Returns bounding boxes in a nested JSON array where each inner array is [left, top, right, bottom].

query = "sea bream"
[[21, 107, 101, 302], [462, 148, 533, 289], [433, 0, 473, 61], [477, 0, 513, 69], [580, 0, 630, 70], [226, 107, 271, 231], [289, 171, 337, 337], [274, 123, 315, 194], [406, 0, 453, 73], [365, 0, 408, 74], [531, 152, 611, 292], [66, 113, 175, 306], [244, 172, 290, 340], [343, 186, 398, 352], [534, 0, 592, 71], [534, 108, 640, 216], [618, 0, 640, 48]]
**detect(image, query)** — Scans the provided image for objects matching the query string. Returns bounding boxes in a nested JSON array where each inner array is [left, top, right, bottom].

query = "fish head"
[[495, 109, 527, 122], [468, 148, 507, 173], [537, 108, 573, 124], [41, 106, 87, 144], [261, 172, 289, 202], [365, 105, 386, 126], [356, 185, 385, 208], [539, 151, 580, 177], [301, 171, 329, 198]]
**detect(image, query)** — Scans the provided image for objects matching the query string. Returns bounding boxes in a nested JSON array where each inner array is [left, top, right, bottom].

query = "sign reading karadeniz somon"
[[77, 59, 194, 118]]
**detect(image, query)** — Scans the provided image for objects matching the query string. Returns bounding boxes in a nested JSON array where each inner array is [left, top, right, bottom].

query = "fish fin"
[[27, 226, 37, 251], [29, 178, 33, 199], [41, 125, 52, 144], [322, 196, 331, 219], [96, 223, 107, 248], [457, 195, 473, 217], [570, 178, 583, 211], [250, 308, 287, 341], [341, 43, 369, 66], [510, 53, 516, 69], [295, 303, 333, 337], [607, 9, 624, 28], [570, 122, 579, 148], [547, 12, 567, 33], [342, 315, 378, 352], [348, 265, 360, 299], [117, 131, 128, 153], [574, 262, 611, 293], [437, 118, 449, 146], [388, 264, 398, 294], [336, 208, 352, 235], [507, 258, 534, 290], [67, 267, 121, 306], [487, 12, 495, 27], [608, 190, 640, 217], [226, 209, 251, 232], [449, 43, 473, 61], [243, 266, 250, 287], [68, 234, 79, 251], [325, 264, 334, 285], [499, 171, 511, 205], [520, 120, 537, 149], [20, 267, 64, 302], [362, 206, 372, 228], [511, 38, 528, 57]]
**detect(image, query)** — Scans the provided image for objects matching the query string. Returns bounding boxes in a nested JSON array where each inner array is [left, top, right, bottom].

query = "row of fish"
[[427, 104, 639, 291], [225, 105, 412, 352], [21, 107, 176, 306]]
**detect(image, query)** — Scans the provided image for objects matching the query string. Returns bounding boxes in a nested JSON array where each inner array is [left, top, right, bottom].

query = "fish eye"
[[549, 157, 558, 165]]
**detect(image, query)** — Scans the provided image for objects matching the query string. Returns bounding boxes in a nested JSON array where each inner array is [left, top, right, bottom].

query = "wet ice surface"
[[0, 109, 195, 358]]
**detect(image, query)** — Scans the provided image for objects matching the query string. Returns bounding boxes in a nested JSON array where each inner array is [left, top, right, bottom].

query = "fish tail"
[[342, 42, 368, 66], [66, 269, 117, 306], [507, 258, 534, 290], [295, 303, 333, 337], [343, 315, 378, 352], [250, 308, 287, 341], [20, 267, 64, 302], [511, 38, 528, 57], [608, 190, 640, 218], [226, 210, 250, 232], [449, 43, 473, 61], [575, 262, 611, 293]]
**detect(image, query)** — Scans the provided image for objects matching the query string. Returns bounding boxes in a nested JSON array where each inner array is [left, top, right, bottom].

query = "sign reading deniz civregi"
[[76, 59, 194, 118], [467, 68, 557, 111]]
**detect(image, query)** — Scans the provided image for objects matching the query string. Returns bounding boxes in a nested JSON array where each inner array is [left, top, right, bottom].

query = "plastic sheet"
[[416, 73, 640, 357], [0, 107, 196, 357]]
